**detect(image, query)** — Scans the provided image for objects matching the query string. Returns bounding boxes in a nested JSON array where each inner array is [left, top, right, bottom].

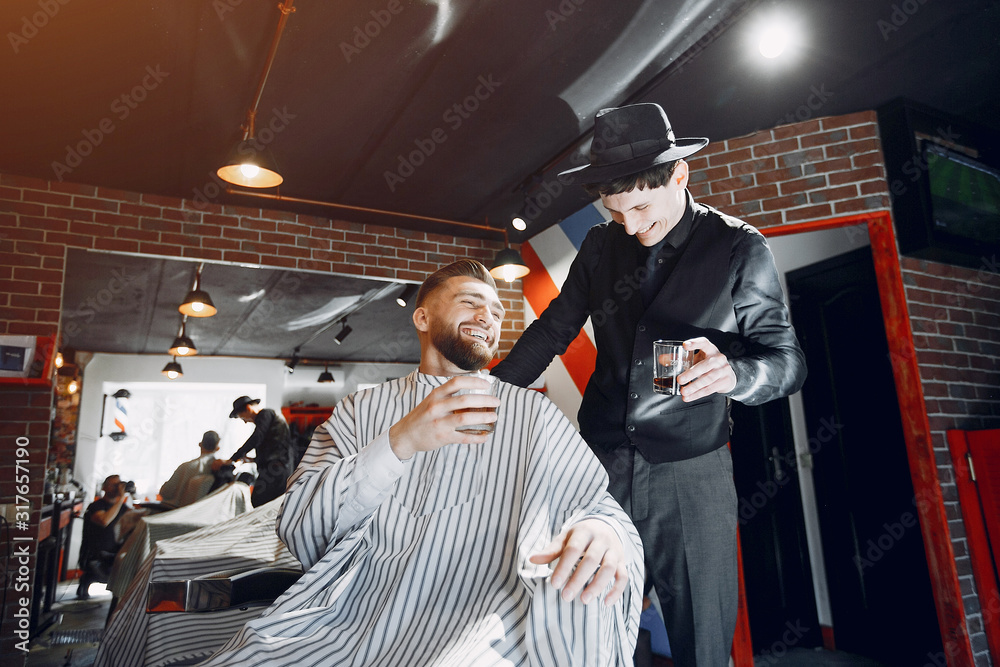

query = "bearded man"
[[200, 259, 644, 667]]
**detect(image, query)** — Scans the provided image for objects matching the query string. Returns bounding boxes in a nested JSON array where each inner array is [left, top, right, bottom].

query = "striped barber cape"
[[200, 371, 644, 666]]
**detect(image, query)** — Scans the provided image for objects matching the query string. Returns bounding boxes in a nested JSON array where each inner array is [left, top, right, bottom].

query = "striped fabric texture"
[[96, 498, 298, 667], [106, 482, 253, 599], [201, 371, 644, 666]]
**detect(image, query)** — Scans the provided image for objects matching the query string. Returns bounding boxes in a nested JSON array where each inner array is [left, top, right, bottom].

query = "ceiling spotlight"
[[317, 363, 335, 383], [179, 263, 217, 317], [161, 357, 183, 379], [753, 12, 800, 60], [511, 216, 527, 231], [285, 349, 301, 374], [395, 284, 419, 308], [169, 317, 198, 356], [334, 319, 352, 345]]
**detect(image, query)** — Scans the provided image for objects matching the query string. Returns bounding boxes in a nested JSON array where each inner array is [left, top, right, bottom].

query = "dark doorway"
[[731, 397, 822, 653], [785, 246, 942, 665]]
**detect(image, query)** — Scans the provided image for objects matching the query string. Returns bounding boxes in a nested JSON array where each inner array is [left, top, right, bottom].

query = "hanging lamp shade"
[[179, 289, 217, 317], [169, 319, 198, 356], [217, 140, 284, 188], [161, 357, 183, 379], [179, 265, 217, 317], [317, 364, 335, 383], [489, 248, 530, 283]]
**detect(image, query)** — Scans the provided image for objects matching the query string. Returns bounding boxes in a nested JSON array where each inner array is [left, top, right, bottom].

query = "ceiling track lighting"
[[169, 315, 198, 356], [179, 263, 217, 317], [162, 357, 183, 379], [285, 348, 301, 373], [489, 228, 530, 283], [334, 319, 352, 345], [317, 363, 335, 383], [217, 0, 296, 189], [395, 284, 419, 308]]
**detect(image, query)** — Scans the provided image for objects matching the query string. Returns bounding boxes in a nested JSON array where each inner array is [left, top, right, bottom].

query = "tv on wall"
[[878, 99, 1000, 272]]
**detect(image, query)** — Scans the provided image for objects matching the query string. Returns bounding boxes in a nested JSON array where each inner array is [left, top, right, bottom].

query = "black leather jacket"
[[492, 195, 806, 463]]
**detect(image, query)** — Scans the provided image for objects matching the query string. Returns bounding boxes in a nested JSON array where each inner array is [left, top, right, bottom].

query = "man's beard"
[[431, 323, 495, 372]]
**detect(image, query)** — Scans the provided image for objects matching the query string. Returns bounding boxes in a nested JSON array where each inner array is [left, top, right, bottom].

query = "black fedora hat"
[[560, 103, 708, 183], [229, 396, 260, 418]]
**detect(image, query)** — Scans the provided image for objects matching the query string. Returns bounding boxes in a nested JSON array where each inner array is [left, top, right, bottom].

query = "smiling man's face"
[[419, 276, 503, 374]]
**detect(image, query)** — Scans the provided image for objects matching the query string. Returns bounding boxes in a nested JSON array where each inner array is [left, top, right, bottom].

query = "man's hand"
[[388, 375, 500, 461], [677, 336, 737, 402], [528, 518, 628, 606]]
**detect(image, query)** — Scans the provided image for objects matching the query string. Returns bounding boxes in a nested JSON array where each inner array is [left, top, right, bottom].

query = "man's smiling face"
[[424, 276, 504, 373]]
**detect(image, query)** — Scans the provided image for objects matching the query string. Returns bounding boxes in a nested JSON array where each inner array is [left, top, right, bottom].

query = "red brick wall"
[[685, 111, 890, 225], [902, 255, 1000, 665], [0, 172, 522, 661]]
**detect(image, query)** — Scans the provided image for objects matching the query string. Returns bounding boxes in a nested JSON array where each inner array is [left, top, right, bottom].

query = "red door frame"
[[749, 211, 974, 666]]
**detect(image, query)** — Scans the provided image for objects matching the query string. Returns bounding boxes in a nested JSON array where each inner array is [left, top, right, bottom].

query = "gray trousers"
[[594, 445, 739, 667]]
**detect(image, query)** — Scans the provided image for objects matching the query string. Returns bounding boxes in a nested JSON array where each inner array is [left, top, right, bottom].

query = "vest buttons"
[[627, 424, 636, 432], [630, 392, 638, 399], [638, 325, 646, 332], [634, 359, 642, 365]]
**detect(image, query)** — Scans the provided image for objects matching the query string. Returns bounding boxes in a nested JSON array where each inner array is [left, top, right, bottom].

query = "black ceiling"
[[3, 0, 998, 240], [3, 0, 999, 362]]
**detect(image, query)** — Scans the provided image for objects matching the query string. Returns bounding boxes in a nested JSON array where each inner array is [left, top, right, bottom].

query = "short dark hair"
[[416, 260, 497, 308], [582, 160, 679, 198]]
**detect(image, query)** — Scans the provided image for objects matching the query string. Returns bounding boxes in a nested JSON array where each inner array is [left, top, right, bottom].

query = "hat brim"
[[559, 137, 709, 183], [229, 398, 260, 418]]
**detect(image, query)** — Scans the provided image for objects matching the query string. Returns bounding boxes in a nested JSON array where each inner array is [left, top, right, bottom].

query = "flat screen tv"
[[878, 99, 1000, 272]]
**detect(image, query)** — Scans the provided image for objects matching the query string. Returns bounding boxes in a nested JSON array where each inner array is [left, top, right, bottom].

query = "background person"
[[226, 396, 294, 507], [158, 430, 223, 507], [77, 474, 131, 599]]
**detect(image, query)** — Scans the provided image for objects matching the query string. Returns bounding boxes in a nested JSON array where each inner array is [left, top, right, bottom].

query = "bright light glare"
[[190, 302, 204, 313], [240, 163, 260, 179], [511, 217, 526, 231], [176, 346, 190, 356], [166, 370, 179, 380], [753, 14, 800, 60], [68, 380, 79, 393], [502, 265, 517, 283]]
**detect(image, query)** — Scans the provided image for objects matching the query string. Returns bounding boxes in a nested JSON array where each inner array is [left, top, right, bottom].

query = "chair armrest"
[[147, 567, 302, 613]]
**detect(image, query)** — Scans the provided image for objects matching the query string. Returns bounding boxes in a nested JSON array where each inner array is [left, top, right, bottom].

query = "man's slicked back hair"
[[416, 260, 497, 308]]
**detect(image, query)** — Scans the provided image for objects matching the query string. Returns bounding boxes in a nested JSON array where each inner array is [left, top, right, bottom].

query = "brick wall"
[[902, 255, 1000, 662], [685, 111, 890, 225], [0, 172, 522, 661]]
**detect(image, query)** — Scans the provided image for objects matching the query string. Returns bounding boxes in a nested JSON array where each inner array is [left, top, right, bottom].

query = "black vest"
[[580, 204, 747, 463]]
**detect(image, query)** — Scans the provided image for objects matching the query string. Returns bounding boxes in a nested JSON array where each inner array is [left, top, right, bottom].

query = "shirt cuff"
[[354, 431, 404, 496]]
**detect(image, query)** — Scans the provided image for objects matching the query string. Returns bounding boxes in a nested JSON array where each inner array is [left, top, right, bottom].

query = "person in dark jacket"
[[77, 474, 131, 599], [491, 103, 807, 666], [227, 396, 294, 507]]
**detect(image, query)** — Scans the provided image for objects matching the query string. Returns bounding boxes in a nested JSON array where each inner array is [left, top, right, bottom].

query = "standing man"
[[491, 103, 807, 665], [228, 397, 294, 507], [77, 474, 131, 599], [159, 430, 223, 507]]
